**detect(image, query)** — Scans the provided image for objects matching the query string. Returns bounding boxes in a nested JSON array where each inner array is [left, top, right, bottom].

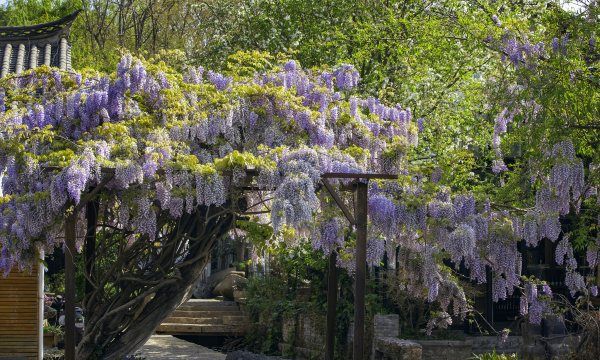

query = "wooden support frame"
[[62, 176, 111, 360], [84, 199, 99, 297], [64, 212, 77, 360], [320, 173, 397, 360], [321, 178, 355, 225], [57, 169, 396, 359], [325, 251, 338, 360], [353, 181, 368, 360]]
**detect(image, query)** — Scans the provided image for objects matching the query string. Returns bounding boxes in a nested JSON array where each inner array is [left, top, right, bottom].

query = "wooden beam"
[[321, 173, 398, 180], [321, 178, 355, 225], [353, 181, 368, 360], [64, 211, 77, 360], [325, 251, 338, 360], [84, 199, 99, 297], [74, 174, 113, 212]]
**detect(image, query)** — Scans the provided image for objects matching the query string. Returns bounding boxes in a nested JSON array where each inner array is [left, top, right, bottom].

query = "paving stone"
[[137, 335, 226, 360]]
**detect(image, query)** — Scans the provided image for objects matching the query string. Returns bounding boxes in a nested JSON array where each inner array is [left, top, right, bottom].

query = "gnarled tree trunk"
[[77, 203, 235, 359]]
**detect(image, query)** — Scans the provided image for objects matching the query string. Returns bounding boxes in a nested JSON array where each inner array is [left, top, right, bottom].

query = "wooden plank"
[[0, 281, 38, 286], [0, 310, 37, 315], [0, 344, 37, 347], [0, 338, 37, 342], [0, 271, 38, 277], [0, 307, 40, 311], [0, 354, 35, 358], [0, 327, 37, 331], [0, 341, 38, 345], [0, 296, 38, 301], [321, 172, 398, 180], [0, 348, 37, 351], [0, 298, 39, 303], [0, 269, 38, 276], [0, 319, 37, 323]]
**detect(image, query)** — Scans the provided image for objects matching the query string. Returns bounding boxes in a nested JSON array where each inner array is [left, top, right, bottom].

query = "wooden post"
[[485, 266, 494, 330], [64, 211, 77, 360], [325, 251, 338, 360], [353, 181, 368, 360], [84, 199, 99, 296]]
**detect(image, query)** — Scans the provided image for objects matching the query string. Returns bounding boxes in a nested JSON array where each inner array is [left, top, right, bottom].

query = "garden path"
[[137, 335, 226, 359]]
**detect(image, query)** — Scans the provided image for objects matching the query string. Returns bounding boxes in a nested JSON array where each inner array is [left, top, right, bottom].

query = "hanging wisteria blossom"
[[0, 52, 597, 345]]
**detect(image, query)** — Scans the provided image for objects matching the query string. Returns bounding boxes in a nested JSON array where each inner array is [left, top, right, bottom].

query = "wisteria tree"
[[0, 5, 598, 354]]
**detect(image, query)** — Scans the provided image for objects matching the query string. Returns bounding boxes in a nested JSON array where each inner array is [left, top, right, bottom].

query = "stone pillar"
[[372, 314, 400, 359], [1, 43, 13, 78], [29, 45, 38, 69], [44, 44, 52, 66], [15, 43, 25, 74], [59, 37, 68, 70], [374, 338, 422, 360]]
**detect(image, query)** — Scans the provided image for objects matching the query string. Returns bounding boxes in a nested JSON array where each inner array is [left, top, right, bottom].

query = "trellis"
[[59, 169, 396, 360]]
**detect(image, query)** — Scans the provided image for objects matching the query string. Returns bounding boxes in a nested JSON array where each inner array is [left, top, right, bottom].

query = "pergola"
[[60, 169, 397, 360]]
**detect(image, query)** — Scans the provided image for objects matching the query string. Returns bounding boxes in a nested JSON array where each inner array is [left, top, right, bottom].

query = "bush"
[[470, 350, 518, 360]]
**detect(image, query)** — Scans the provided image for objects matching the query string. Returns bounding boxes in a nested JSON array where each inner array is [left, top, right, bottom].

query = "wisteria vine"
[[0, 50, 597, 334]]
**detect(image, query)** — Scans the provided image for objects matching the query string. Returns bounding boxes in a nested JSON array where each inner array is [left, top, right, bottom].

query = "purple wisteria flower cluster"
[[0, 53, 423, 275], [500, 34, 545, 69], [520, 281, 553, 325]]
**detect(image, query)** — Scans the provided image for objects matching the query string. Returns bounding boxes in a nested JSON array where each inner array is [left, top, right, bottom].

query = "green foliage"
[[470, 350, 518, 360], [43, 324, 64, 336], [236, 220, 274, 248], [226, 51, 281, 78]]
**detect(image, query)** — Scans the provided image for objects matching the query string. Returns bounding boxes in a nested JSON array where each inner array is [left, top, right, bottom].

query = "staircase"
[[156, 299, 249, 336]]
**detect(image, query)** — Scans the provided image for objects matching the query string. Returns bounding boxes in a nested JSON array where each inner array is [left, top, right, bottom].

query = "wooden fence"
[[0, 262, 42, 360]]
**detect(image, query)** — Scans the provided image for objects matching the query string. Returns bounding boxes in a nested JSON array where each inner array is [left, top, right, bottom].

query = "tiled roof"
[[0, 10, 79, 76]]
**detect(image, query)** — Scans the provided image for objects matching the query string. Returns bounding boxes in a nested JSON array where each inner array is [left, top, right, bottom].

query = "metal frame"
[[60, 170, 396, 360]]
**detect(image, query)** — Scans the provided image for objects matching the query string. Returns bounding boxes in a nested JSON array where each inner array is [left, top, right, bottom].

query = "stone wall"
[[374, 338, 422, 360], [374, 336, 522, 360], [281, 313, 399, 359], [416, 340, 472, 360], [372, 315, 400, 359], [520, 334, 581, 360], [415, 336, 522, 360], [373, 315, 400, 339], [278, 312, 580, 360], [280, 313, 324, 359], [471, 336, 522, 355]]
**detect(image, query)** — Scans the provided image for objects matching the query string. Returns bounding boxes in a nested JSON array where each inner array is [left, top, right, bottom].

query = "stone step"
[[163, 316, 224, 325], [177, 300, 239, 309], [171, 309, 244, 318], [177, 304, 241, 311], [156, 323, 246, 336], [222, 315, 250, 325], [162, 315, 249, 326], [184, 299, 238, 305]]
